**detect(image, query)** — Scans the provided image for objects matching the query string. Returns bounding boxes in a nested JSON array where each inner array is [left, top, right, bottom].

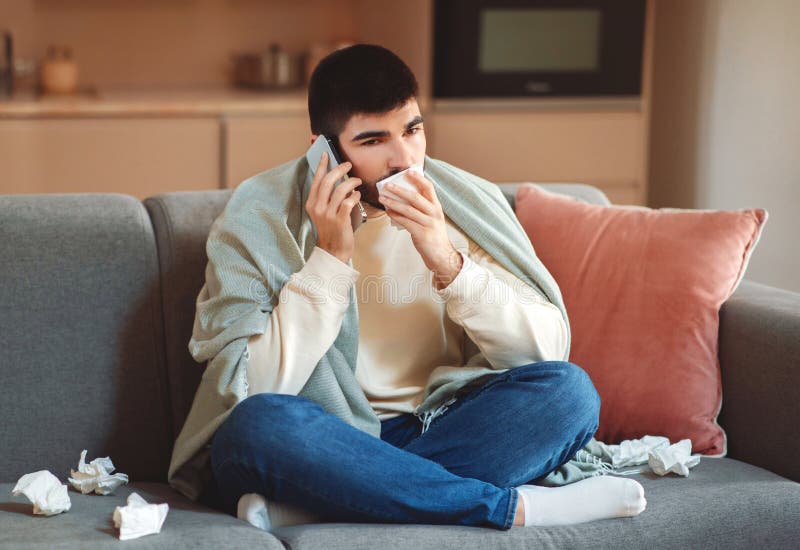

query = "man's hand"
[[378, 170, 463, 290], [305, 152, 363, 264]]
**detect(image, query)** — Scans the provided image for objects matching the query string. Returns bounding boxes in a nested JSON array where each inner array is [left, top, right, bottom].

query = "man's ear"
[[310, 134, 319, 145]]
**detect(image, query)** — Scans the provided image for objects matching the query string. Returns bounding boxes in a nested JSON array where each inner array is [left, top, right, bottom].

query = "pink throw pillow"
[[515, 184, 768, 455]]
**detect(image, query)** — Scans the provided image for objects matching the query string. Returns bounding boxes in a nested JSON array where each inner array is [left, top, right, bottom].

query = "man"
[[170, 44, 646, 531]]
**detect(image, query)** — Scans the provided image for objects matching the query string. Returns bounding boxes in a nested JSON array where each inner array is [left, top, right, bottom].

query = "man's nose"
[[388, 138, 416, 170]]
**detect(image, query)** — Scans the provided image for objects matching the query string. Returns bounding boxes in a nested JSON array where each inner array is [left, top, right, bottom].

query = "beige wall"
[[649, 0, 800, 292], [1, 0, 359, 88], [353, 0, 432, 101]]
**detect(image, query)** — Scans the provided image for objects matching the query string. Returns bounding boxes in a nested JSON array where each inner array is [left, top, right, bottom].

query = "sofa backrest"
[[0, 194, 173, 483], [496, 182, 611, 209], [143, 190, 233, 439]]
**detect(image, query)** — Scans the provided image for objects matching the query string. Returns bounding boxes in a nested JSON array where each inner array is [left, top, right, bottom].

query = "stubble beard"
[[353, 168, 405, 211], [355, 181, 384, 211]]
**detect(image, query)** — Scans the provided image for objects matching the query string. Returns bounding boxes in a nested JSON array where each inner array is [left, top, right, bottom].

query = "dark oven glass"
[[434, 0, 646, 98]]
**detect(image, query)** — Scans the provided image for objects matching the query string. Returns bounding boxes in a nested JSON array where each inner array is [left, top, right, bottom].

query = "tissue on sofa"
[[68, 449, 129, 495], [649, 439, 702, 476], [12, 470, 72, 516], [112, 492, 169, 541]]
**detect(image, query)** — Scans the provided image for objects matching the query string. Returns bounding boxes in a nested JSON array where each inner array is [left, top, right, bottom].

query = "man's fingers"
[[384, 208, 423, 233], [380, 195, 429, 225], [383, 179, 436, 216], [338, 191, 361, 217], [330, 177, 362, 206], [390, 188, 435, 216], [317, 160, 352, 204], [407, 170, 438, 204]]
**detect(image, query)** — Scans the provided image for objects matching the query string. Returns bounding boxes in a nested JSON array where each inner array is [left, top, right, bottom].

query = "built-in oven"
[[433, 0, 647, 98]]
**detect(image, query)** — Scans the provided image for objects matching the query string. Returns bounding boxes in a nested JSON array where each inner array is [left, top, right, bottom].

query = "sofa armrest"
[[718, 279, 800, 482]]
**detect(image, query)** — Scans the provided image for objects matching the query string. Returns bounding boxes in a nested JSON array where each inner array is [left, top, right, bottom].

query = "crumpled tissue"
[[112, 492, 169, 541], [606, 435, 672, 468], [649, 438, 702, 476], [12, 470, 72, 516], [68, 449, 129, 495], [585, 435, 702, 477]]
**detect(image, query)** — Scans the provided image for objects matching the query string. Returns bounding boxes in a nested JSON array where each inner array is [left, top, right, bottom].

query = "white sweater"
[[245, 207, 567, 420]]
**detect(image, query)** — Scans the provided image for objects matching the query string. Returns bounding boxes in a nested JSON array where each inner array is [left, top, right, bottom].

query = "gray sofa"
[[2, 183, 799, 549]]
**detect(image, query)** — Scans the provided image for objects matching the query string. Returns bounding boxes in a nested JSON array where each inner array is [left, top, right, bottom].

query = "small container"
[[232, 43, 306, 90], [40, 45, 78, 95]]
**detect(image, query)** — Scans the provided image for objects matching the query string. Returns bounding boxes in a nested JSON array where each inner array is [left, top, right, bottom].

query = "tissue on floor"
[[649, 439, 702, 476], [68, 449, 129, 495], [12, 470, 72, 516], [112, 492, 169, 541]]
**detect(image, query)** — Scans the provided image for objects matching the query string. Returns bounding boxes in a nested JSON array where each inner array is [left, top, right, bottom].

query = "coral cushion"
[[515, 184, 768, 455]]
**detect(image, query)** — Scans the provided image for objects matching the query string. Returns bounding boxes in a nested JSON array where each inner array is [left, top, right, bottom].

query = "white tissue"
[[609, 435, 671, 468], [68, 449, 129, 495], [649, 439, 702, 477], [586, 435, 702, 476], [112, 492, 169, 541], [376, 164, 424, 205], [12, 470, 72, 516], [376, 164, 425, 231]]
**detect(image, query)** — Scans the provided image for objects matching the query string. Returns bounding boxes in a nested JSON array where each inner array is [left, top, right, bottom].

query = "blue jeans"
[[209, 361, 600, 530]]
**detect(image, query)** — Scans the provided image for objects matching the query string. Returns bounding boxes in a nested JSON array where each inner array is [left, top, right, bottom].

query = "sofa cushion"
[[514, 184, 768, 455], [144, 190, 233, 438], [0, 482, 283, 549], [0, 194, 172, 483], [269, 458, 800, 549]]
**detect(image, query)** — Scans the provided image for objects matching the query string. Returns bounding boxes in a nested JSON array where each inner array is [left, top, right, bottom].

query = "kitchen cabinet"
[[428, 108, 647, 205], [221, 108, 647, 204], [0, 107, 647, 205], [0, 118, 220, 198], [223, 113, 310, 188]]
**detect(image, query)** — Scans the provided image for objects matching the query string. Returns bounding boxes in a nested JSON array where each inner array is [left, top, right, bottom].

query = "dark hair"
[[308, 44, 419, 138]]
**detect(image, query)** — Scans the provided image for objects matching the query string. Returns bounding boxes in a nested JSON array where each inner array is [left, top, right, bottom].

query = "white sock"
[[516, 475, 647, 527], [236, 493, 320, 531]]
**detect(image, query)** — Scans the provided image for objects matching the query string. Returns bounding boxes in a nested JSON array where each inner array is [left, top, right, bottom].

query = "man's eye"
[[362, 139, 379, 146], [408, 127, 422, 134]]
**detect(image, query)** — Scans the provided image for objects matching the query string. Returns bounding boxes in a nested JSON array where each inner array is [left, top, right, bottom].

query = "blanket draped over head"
[[168, 155, 608, 502]]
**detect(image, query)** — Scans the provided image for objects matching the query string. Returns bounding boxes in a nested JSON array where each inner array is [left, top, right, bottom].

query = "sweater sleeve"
[[434, 241, 568, 369], [245, 246, 360, 396]]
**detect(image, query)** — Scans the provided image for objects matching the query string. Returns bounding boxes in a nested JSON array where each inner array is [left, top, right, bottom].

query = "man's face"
[[311, 98, 426, 211]]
